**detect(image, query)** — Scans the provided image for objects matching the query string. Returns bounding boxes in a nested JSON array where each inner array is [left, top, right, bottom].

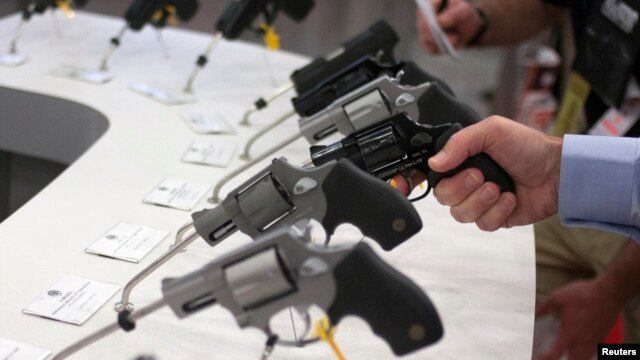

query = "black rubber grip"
[[327, 243, 443, 355], [216, 0, 263, 39], [427, 125, 515, 193], [125, 0, 164, 31], [291, 20, 399, 94], [398, 61, 452, 94], [281, 0, 314, 21], [173, 0, 199, 22], [321, 160, 422, 251], [417, 83, 480, 127]]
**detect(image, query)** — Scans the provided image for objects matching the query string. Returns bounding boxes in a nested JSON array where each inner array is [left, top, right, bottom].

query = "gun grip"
[[327, 243, 443, 355], [417, 83, 481, 127], [427, 125, 515, 193], [321, 160, 422, 251]]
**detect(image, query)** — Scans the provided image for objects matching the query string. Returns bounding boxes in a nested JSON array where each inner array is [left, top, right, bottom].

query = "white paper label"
[[415, 0, 460, 60], [130, 83, 196, 105], [181, 139, 237, 168], [181, 111, 235, 134], [22, 275, 120, 325], [85, 222, 169, 263], [0, 338, 50, 360], [0, 53, 27, 67], [48, 64, 113, 84], [143, 178, 210, 211]]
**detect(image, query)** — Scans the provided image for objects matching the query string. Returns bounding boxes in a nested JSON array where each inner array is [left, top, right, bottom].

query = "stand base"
[[48, 64, 113, 84], [130, 83, 196, 105], [0, 52, 27, 67]]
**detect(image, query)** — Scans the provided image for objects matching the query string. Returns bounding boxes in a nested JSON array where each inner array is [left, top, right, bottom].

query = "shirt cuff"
[[559, 135, 640, 232]]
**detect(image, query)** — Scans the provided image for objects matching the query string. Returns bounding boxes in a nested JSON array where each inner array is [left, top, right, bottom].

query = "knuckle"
[[476, 218, 500, 232], [450, 206, 474, 223]]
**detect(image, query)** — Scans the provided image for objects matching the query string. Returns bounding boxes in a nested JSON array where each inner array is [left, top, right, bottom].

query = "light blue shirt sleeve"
[[559, 135, 640, 241]]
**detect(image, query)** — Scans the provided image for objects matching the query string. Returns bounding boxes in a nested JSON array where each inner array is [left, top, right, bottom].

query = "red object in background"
[[603, 314, 624, 344]]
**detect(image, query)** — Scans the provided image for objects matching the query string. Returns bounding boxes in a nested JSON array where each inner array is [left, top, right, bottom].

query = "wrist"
[[545, 135, 563, 215], [595, 273, 628, 307], [467, 4, 489, 47]]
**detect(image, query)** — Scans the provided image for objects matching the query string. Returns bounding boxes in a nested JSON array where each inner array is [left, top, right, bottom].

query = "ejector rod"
[[183, 31, 223, 94], [240, 110, 296, 160], [239, 80, 295, 126], [99, 24, 128, 71], [209, 131, 303, 203]]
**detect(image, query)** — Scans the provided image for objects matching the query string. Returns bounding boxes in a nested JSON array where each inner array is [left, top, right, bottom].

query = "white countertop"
[[0, 11, 534, 360]]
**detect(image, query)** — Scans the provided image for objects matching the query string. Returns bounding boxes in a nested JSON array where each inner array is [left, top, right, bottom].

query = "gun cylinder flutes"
[[183, 31, 223, 94], [209, 131, 303, 203]]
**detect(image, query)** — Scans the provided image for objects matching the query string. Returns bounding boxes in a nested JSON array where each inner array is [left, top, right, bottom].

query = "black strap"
[[467, 5, 489, 47]]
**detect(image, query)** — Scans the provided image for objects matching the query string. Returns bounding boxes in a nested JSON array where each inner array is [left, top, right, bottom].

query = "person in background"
[[414, 1, 640, 359]]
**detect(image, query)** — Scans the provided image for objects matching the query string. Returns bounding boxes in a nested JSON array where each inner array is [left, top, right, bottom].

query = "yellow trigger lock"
[[55, 0, 75, 18], [152, 5, 178, 27], [258, 22, 280, 50], [313, 317, 345, 360]]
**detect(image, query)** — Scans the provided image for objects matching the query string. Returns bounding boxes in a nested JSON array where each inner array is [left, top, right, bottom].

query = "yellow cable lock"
[[313, 317, 345, 360], [55, 0, 75, 18], [258, 22, 280, 50]]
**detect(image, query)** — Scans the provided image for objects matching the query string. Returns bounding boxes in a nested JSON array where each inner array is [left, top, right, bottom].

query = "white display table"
[[0, 11, 534, 359]]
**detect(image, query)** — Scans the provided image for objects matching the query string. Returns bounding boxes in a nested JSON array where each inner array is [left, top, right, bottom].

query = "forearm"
[[598, 242, 640, 305], [475, 0, 568, 46]]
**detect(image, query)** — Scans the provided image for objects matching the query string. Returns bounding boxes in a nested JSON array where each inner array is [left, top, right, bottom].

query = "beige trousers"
[[535, 215, 640, 341]]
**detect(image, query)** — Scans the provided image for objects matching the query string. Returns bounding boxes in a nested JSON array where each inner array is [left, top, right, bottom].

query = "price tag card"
[[22, 275, 120, 325], [0, 338, 50, 360], [143, 178, 210, 211], [85, 222, 169, 263], [0, 52, 27, 67], [181, 139, 237, 168], [130, 82, 196, 105], [48, 64, 113, 84], [181, 111, 236, 134]]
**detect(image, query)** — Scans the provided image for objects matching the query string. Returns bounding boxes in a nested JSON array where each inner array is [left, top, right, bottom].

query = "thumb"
[[428, 116, 505, 173]]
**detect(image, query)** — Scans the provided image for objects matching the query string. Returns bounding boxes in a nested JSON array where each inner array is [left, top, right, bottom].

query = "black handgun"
[[309, 92, 516, 197]]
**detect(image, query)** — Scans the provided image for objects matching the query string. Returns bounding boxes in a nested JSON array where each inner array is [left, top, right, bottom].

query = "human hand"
[[416, 0, 483, 54], [393, 116, 562, 230], [535, 279, 624, 360]]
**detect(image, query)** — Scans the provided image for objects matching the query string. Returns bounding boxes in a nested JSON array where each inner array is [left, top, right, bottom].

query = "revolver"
[[99, 0, 199, 71], [298, 69, 465, 144], [124, 0, 199, 31], [21, 0, 88, 20], [162, 225, 443, 355], [309, 112, 515, 198], [52, 226, 442, 359], [240, 19, 399, 123], [197, 157, 421, 250], [116, 158, 422, 312], [216, 0, 315, 40], [215, 64, 456, 200], [183, 0, 315, 93]]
